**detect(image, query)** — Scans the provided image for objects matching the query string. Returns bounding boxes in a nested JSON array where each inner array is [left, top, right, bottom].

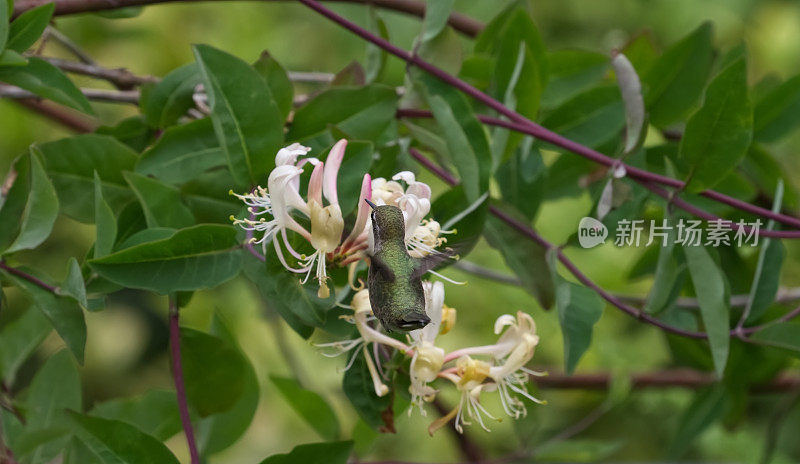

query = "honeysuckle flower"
[[407, 281, 448, 414], [429, 356, 497, 435], [231, 140, 373, 297]]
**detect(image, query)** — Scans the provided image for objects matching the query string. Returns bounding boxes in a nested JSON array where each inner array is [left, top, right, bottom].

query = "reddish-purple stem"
[[169, 297, 201, 464], [396, 109, 800, 237], [0, 261, 59, 293], [293, 2, 800, 231]]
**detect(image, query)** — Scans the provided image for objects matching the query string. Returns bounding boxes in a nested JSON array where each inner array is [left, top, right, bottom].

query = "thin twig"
[[287, 70, 335, 84], [35, 56, 158, 88], [13, 0, 484, 37], [45, 26, 96, 65], [0, 84, 140, 104], [168, 296, 201, 464], [12, 99, 97, 132]]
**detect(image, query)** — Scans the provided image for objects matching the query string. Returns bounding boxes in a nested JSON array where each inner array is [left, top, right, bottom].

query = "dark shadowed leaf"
[[193, 44, 284, 187], [180, 327, 246, 417], [68, 412, 180, 464], [270, 375, 340, 440], [93, 173, 117, 259], [195, 312, 259, 454], [753, 74, 800, 142], [680, 58, 753, 193], [343, 353, 392, 431], [0, 57, 93, 114], [644, 22, 713, 127], [1, 269, 86, 363], [0, 308, 50, 384], [89, 224, 241, 293], [750, 323, 800, 358], [540, 85, 624, 149], [485, 214, 554, 309], [25, 350, 82, 464], [258, 441, 353, 464], [667, 387, 728, 458]]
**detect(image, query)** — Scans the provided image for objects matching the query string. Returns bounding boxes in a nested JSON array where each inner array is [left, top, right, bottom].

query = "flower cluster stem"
[[169, 296, 201, 464]]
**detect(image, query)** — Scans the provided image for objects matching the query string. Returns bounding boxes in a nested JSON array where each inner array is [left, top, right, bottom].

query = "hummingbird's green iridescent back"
[[367, 204, 430, 332]]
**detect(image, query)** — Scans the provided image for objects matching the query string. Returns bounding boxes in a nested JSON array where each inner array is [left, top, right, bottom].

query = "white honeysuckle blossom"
[[407, 281, 447, 414], [231, 140, 373, 298], [430, 356, 498, 434]]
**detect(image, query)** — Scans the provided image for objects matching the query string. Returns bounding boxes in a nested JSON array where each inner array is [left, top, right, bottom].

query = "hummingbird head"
[[366, 199, 406, 243]]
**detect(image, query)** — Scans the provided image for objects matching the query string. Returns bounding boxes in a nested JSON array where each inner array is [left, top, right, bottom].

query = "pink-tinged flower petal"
[[323, 139, 347, 205], [275, 143, 312, 166], [343, 173, 372, 248], [308, 161, 324, 206], [406, 181, 432, 200]]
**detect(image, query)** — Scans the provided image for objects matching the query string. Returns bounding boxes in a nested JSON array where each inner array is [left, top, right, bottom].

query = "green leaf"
[[258, 441, 353, 464], [62, 257, 88, 308], [95, 116, 156, 153], [136, 118, 224, 185], [416, 74, 491, 202], [123, 171, 195, 229], [241, 251, 315, 338], [26, 350, 82, 464], [680, 58, 753, 193], [644, 223, 685, 315], [68, 412, 180, 464], [683, 245, 730, 376], [0, 57, 93, 114], [496, 144, 545, 220], [93, 173, 116, 259], [193, 44, 284, 187], [253, 51, 294, 120], [744, 181, 785, 324], [541, 85, 624, 150], [0, 49, 27, 66], [1, 269, 86, 363], [38, 134, 137, 223], [195, 313, 259, 454], [484, 214, 554, 309], [91, 390, 181, 441], [89, 224, 241, 293], [548, 251, 604, 374], [270, 376, 340, 440], [6, 3, 53, 52], [541, 50, 609, 109], [139, 63, 200, 129], [180, 327, 246, 417], [0, 0, 8, 51], [644, 22, 714, 127], [420, 0, 453, 41], [63, 436, 104, 464], [364, 9, 388, 83], [667, 387, 728, 458], [288, 84, 398, 142], [750, 323, 800, 357], [0, 150, 58, 255], [753, 74, 800, 142], [0, 308, 50, 384], [180, 169, 240, 224], [342, 353, 392, 431], [4, 149, 58, 254]]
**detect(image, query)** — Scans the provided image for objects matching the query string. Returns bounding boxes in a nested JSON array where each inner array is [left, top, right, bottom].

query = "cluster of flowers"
[[319, 283, 544, 434], [231, 141, 544, 433], [230, 139, 447, 298]]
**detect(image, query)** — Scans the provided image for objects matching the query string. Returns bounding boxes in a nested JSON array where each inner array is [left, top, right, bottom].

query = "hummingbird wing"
[[411, 247, 459, 279], [369, 254, 396, 281]]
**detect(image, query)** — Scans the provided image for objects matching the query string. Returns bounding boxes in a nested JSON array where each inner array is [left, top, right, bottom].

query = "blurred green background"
[[2, 0, 800, 462]]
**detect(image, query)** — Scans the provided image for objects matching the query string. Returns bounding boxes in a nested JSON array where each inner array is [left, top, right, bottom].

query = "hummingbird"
[[365, 199, 454, 332]]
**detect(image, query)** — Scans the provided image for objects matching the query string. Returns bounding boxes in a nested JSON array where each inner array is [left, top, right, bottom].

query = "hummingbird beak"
[[364, 198, 377, 209]]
